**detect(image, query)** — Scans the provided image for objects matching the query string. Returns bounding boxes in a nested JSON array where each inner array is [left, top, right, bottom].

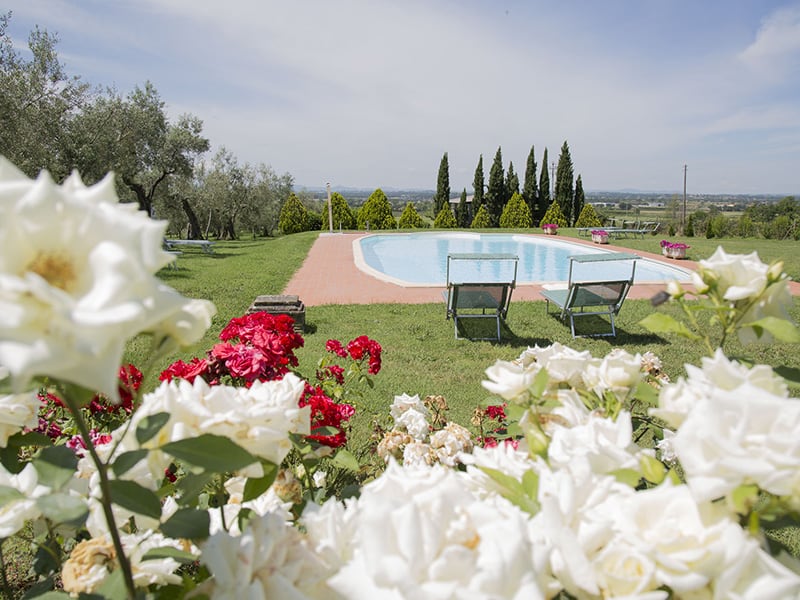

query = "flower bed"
[[660, 239, 690, 259], [591, 229, 609, 244]]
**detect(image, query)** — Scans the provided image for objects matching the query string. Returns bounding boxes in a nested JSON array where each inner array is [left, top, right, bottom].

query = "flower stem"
[[64, 391, 137, 598]]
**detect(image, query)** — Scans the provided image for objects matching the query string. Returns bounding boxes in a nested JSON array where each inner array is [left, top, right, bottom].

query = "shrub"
[[433, 205, 457, 228], [321, 192, 356, 230], [499, 192, 532, 228], [357, 188, 396, 230], [279, 193, 310, 234], [574, 203, 603, 228], [398, 202, 427, 229], [539, 201, 568, 227], [470, 204, 491, 228], [763, 215, 793, 240], [735, 215, 756, 238]]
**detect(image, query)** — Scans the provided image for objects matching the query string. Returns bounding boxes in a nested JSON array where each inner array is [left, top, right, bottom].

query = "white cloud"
[[739, 4, 800, 79]]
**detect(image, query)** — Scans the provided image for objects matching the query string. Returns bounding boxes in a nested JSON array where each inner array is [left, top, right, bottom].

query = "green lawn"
[[126, 230, 800, 447]]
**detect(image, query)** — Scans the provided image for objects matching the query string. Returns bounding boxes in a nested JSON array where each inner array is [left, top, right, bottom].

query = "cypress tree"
[[456, 187, 470, 228], [573, 174, 585, 227], [555, 140, 575, 225], [434, 152, 450, 215], [505, 161, 520, 199], [486, 146, 506, 227], [472, 155, 484, 212], [539, 147, 550, 211], [522, 145, 539, 223]]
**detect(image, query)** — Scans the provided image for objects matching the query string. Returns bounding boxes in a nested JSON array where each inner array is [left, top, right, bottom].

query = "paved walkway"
[[283, 233, 715, 306]]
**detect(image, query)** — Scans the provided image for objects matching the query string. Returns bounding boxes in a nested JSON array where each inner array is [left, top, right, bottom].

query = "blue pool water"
[[355, 232, 692, 286]]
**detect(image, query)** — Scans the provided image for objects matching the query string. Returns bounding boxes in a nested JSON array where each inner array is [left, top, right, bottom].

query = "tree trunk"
[[221, 216, 236, 240], [181, 197, 203, 239]]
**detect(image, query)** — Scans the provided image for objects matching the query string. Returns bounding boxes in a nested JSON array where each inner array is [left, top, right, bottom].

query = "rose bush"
[[2, 157, 800, 599]]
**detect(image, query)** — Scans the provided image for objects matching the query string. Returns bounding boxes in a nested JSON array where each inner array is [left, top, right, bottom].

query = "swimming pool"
[[354, 232, 692, 286]]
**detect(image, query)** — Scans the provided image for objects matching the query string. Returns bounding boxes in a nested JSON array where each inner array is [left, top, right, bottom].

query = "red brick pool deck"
[[283, 233, 761, 306]]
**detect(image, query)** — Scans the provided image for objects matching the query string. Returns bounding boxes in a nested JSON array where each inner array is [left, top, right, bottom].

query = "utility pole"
[[682, 164, 687, 233], [550, 161, 556, 199], [326, 182, 333, 233]]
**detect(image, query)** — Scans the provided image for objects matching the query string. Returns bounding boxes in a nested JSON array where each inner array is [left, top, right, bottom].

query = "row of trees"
[[1, 13, 294, 239], [433, 143, 587, 229], [684, 197, 800, 240]]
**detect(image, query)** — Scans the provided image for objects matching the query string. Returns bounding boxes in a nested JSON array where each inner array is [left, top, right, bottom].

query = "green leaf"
[[137, 412, 171, 445], [242, 462, 279, 502], [331, 449, 360, 472], [529, 367, 550, 399], [161, 434, 257, 473], [731, 483, 760, 515], [36, 493, 88, 525], [96, 568, 127, 599], [0, 445, 24, 474], [0, 484, 24, 507], [175, 472, 214, 506], [774, 366, 800, 386], [107, 479, 162, 520], [310, 426, 340, 437], [639, 313, 702, 340], [7, 430, 52, 449], [632, 380, 659, 407], [742, 316, 800, 343], [142, 546, 198, 564], [639, 455, 666, 485], [34, 446, 78, 491], [159, 507, 210, 541], [111, 449, 149, 478], [21, 591, 71, 599], [521, 469, 539, 499], [479, 467, 539, 515], [610, 468, 642, 487]]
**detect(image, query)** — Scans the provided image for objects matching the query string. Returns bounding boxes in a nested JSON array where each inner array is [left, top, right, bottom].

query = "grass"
[[125, 229, 800, 446]]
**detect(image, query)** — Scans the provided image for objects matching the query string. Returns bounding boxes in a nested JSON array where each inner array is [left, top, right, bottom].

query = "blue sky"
[[6, 0, 800, 195]]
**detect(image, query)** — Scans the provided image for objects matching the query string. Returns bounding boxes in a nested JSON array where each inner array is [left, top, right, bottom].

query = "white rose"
[[582, 348, 643, 398], [672, 382, 800, 502], [326, 461, 546, 599], [389, 392, 429, 421], [0, 389, 40, 447], [429, 422, 473, 466], [394, 406, 430, 441], [0, 158, 214, 400], [197, 511, 333, 599], [482, 359, 541, 403], [601, 481, 800, 596], [517, 343, 596, 389], [652, 349, 788, 429], [0, 463, 49, 537], [114, 374, 310, 484], [699, 246, 768, 301], [548, 410, 651, 476]]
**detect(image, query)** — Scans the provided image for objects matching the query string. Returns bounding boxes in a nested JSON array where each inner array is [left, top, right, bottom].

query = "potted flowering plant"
[[660, 239, 690, 259], [590, 229, 609, 244], [542, 223, 558, 235]]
